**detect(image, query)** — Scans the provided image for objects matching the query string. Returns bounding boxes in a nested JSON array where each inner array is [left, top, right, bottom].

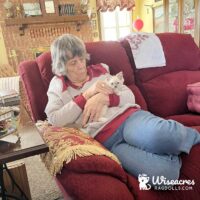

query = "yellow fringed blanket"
[[40, 126, 121, 176]]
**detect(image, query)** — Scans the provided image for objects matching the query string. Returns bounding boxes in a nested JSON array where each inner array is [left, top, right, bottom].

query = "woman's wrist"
[[82, 91, 91, 100]]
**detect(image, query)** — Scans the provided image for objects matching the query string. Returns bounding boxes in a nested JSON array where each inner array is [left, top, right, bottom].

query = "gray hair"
[[51, 34, 89, 76]]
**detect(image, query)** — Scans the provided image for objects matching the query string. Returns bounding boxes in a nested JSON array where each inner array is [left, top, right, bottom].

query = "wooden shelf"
[[5, 14, 89, 26], [4, 14, 89, 35]]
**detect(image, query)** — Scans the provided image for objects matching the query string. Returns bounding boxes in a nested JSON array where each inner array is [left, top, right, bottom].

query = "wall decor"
[[22, 3, 42, 16], [44, 0, 55, 14], [58, 4, 75, 16], [39, 0, 59, 16]]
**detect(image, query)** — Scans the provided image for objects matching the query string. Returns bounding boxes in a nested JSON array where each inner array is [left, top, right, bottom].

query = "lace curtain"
[[96, 0, 135, 12]]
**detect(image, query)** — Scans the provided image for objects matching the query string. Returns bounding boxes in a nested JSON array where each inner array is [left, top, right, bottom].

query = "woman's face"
[[65, 55, 87, 83]]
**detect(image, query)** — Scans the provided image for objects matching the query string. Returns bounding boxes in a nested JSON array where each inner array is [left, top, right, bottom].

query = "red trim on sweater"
[[58, 64, 108, 91], [56, 76, 69, 92], [109, 94, 120, 107], [88, 64, 108, 78], [73, 94, 87, 110], [95, 108, 139, 143]]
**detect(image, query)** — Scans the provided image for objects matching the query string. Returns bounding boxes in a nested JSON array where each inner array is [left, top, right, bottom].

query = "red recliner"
[[19, 33, 200, 200]]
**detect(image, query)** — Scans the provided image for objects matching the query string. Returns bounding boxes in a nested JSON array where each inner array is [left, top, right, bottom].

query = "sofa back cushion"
[[85, 41, 135, 85], [121, 33, 200, 117], [86, 41, 147, 110]]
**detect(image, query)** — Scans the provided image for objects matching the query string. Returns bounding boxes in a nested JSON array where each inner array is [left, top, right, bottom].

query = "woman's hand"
[[82, 80, 113, 100], [82, 93, 109, 127]]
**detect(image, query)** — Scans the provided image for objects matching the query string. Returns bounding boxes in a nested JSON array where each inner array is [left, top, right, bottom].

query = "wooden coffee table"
[[0, 109, 49, 200]]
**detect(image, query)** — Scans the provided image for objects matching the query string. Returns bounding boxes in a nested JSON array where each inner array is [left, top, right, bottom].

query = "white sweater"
[[45, 64, 138, 138]]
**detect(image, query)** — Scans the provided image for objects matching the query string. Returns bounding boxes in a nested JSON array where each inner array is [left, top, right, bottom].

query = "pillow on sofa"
[[187, 82, 200, 113], [40, 126, 121, 175], [38, 124, 133, 200]]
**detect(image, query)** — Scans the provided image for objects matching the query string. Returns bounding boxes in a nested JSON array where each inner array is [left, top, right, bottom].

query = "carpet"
[[24, 155, 64, 200]]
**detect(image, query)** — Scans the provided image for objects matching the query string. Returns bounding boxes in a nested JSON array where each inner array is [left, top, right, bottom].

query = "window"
[[100, 7, 132, 41]]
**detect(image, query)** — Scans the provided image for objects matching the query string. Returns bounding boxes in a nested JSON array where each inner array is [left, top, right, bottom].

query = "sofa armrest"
[[19, 60, 47, 121], [39, 125, 134, 200], [57, 156, 134, 200]]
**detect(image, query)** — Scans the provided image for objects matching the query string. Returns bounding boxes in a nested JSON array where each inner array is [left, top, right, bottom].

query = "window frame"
[[99, 7, 133, 41]]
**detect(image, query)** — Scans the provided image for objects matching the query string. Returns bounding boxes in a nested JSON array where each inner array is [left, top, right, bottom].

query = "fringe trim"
[[39, 125, 121, 176], [41, 144, 121, 176], [41, 145, 121, 176]]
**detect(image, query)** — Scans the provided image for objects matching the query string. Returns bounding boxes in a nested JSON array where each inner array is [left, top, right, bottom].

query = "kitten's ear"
[[116, 72, 124, 81]]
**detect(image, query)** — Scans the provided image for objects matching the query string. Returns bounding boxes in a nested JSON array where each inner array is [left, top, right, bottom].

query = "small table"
[[0, 109, 49, 200]]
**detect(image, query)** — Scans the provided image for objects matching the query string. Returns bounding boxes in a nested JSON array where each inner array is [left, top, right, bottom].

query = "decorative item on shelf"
[[22, 3, 42, 16], [40, 0, 59, 16], [58, 4, 75, 16], [44, 0, 55, 14], [133, 17, 144, 31], [15, 4, 24, 18], [3, 0, 14, 18], [87, 7, 92, 19], [80, 0, 88, 14]]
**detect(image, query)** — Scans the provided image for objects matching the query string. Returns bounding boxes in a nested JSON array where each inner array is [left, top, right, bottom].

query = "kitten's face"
[[106, 72, 124, 90]]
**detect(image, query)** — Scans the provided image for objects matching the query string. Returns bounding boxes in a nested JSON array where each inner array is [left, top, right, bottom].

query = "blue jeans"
[[103, 110, 200, 182]]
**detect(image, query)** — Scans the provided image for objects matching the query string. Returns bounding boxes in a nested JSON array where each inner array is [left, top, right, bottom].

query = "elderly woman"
[[45, 34, 200, 184]]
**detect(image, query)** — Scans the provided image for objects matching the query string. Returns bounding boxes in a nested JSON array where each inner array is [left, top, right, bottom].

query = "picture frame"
[[39, 0, 59, 16], [44, 0, 55, 14], [153, 5, 165, 33], [22, 3, 42, 16]]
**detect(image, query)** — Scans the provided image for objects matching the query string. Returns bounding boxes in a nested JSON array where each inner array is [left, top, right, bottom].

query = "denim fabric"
[[103, 110, 200, 182]]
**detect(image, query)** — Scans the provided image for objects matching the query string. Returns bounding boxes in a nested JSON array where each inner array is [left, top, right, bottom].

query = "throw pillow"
[[187, 82, 200, 113]]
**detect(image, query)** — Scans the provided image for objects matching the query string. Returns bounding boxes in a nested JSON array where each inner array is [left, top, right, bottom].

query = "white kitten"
[[105, 71, 124, 95], [98, 72, 124, 122]]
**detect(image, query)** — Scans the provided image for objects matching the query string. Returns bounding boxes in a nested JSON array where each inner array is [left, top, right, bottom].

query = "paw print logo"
[[138, 174, 151, 190]]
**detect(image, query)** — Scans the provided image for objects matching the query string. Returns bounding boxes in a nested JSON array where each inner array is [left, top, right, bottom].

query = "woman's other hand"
[[82, 80, 113, 100], [82, 93, 109, 127]]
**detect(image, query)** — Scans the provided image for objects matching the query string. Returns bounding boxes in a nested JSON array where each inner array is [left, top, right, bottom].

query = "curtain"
[[96, 0, 135, 12]]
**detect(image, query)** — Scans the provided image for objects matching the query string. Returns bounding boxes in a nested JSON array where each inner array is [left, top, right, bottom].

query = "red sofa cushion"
[[166, 114, 200, 126], [19, 60, 49, 121], [121, 33, 200, 117], [187, 82, 200, 113], [142, 71, 200, 117], [121, 33, 200, 82], [36, 52, 53, 90], [56, 156, 134, 200], [86, 41, 135, 85]]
